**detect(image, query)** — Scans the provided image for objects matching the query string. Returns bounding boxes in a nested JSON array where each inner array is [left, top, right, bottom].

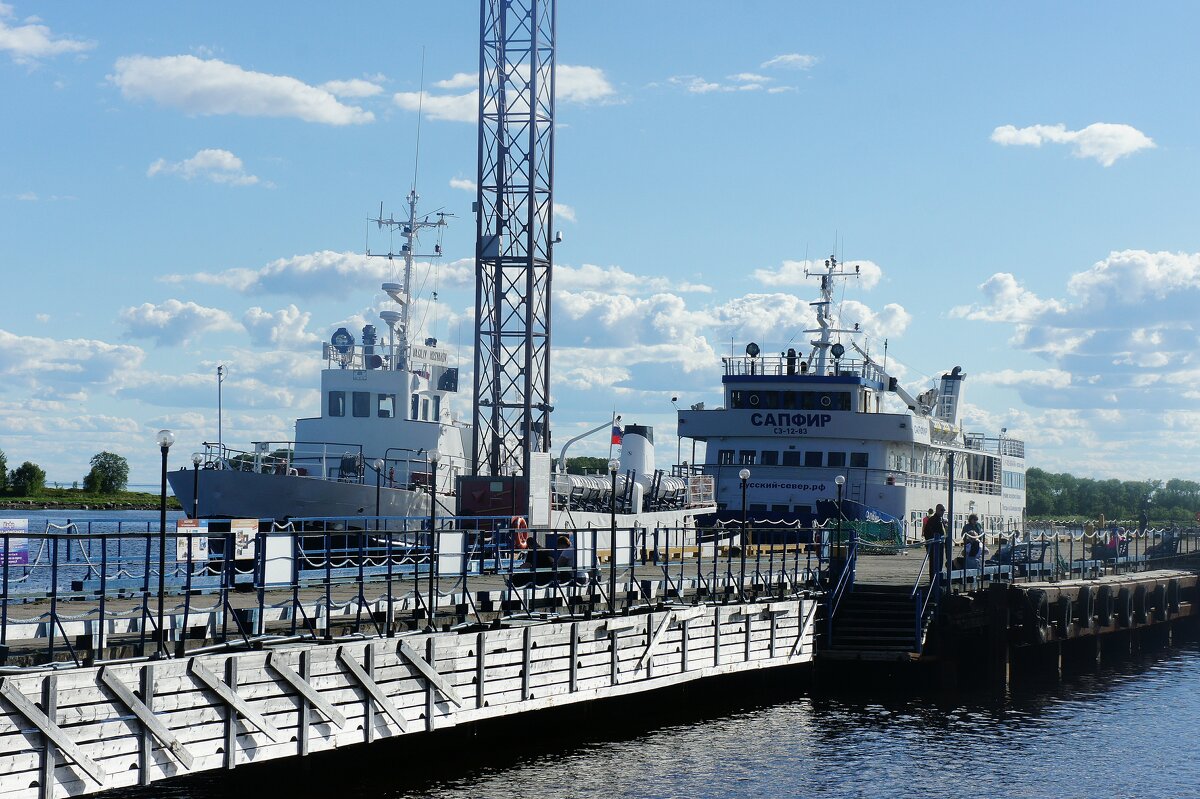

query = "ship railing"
[[0, 515, 833, 667], [721, 355, 886, 383], [963, 434, 1026, 458]]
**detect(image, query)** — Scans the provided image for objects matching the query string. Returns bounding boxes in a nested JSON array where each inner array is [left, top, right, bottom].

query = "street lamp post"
[[428, 449, 440, 630], [373, 458, 385, 521], [608, 458, 620, 614], [671, 396, 681, 468], [834, 474, 846, 580], [739, 468, 750, 599], [216, 365, 225, 458], [190, 453, 202, 519], [155, 429, 175, 658]]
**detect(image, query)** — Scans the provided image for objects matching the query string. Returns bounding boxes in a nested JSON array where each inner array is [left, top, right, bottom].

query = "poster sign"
[[0, 519, 29, 565], [176, 519, 209, 563], [231, 519, 259, 560]]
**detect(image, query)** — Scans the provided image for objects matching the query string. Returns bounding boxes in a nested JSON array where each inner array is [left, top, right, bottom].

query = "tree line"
[[0, 449, 130, 497], [1027, 467, 1200, 522]]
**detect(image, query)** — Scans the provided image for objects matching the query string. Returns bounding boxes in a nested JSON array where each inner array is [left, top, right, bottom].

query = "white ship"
[[676, 256, 1026, 542], [169, 190, 715, 532]]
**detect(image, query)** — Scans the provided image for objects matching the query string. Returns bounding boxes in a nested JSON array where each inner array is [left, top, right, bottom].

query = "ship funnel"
[[618, 425, 655, 486]]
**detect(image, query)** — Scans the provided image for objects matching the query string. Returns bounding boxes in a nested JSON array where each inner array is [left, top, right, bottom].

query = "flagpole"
[[607, 409, 617, 462]]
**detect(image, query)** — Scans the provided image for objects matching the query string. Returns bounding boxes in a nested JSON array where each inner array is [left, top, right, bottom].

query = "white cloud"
[[162, 252, 474, 297], [0, 5, 94, 63], [319, 78, 383, 98], [761, 53, 819, 70], [950, 272, 1066, 322], [729, 72, 769, 83], [990, 122, 1155, 167], [557, 263, 711, 295], [553, 202, 576, 223], [146, 148, 262, 186], [556, 64, 617, 103], [974, 368, 1073, 389], [118, 299, 240, 346], [0, 328, 144, 400], [753, 258, 883, 290], [110, 55, 374, 125], [449, 177, 476, 192], [434, 72, 476, 90], [393, 89, 476, 123], [241, 305, 319, 350]]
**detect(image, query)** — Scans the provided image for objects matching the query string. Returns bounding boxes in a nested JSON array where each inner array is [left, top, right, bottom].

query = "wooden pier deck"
[[0, 596, 816, 799]]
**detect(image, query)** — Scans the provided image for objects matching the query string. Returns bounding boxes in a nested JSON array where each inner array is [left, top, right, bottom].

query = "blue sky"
[[3, 1, 1199, 487]]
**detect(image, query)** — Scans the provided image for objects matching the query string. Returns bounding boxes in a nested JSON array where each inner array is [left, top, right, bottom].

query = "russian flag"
[[611, 425, 623, 445]]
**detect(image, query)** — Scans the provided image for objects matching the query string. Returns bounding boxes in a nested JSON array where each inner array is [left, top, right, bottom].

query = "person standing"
[[962, 513, 985, 569], [922, 504, 947, 582]]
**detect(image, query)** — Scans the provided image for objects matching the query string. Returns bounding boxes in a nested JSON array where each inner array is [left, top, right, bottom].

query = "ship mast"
[[368, 192, 449, 372], [803, 255, 861, 375]]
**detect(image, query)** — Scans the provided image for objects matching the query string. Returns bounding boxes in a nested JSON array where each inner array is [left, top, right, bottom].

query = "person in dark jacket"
[[922, 504, 946, 582]]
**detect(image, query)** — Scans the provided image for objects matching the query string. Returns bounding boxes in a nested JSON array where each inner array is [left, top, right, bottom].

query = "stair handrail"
[[910, 536, 944, 654], [824, 533, 859, 644]]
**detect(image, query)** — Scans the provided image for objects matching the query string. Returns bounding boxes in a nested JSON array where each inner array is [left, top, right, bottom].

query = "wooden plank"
[[635, 611, 674, 673], [98, 667, 194, 770], [397, 641, 463, 709], [266, 652, 346, 729], [337, 647, 409, 732], [475, 631, 487, 710], [791, 602, 817, 658], [41, 675, 56, 799], [0, 679, 107, 788], [187, 660, 283, 744]]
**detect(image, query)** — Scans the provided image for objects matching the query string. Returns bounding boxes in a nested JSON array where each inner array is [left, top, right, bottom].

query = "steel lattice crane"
[[471, 0, 557, 477]]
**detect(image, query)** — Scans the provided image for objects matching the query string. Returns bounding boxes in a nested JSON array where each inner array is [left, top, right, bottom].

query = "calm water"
[[135, 638, 1200, 799]]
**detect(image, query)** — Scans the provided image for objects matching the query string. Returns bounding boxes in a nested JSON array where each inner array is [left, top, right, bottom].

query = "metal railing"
[[0, 516, 830, 668]]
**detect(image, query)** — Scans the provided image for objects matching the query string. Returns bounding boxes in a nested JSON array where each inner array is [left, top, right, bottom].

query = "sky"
[[2, 1, 1199, 488]]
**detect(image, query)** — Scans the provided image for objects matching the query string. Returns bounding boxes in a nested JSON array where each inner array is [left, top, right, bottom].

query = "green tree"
[[9, 461, 46, 496], [0, 449, 7, 492], [83, 451, 130, 494], [566, 456, 612, 475]]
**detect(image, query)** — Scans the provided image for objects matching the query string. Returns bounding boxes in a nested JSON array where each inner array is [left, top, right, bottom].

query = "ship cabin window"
[[729, 390, 851, 411], [411, 393, 419, 420], [328, 391, 346, 418], [760, 451, 779, 466], [827, 452, 847, 468], [748, 504, 768, 512], [771, 504, 789, 513], [432, 395, 442, 421], [739, 450, 756, 465], [377, 393, 396, 419], [804, 451, 822, 467], [782, 451, 801, 467], [352, 391, 370, 418], [717, 449, 734, 465], [421, 398, 430, 421], [850, 452, 869, 468]]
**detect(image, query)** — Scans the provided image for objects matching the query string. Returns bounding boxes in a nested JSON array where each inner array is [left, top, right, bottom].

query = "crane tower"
[[471, 0, 557, 477]]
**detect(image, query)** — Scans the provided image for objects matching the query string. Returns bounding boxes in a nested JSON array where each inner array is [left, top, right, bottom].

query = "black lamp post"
[[739, 467, 750, 598], [608, 458, 619, 614], [216, 365, 225, 457], [373, 457, 385, 521], [427, 449, 440, 630], [155, 429, 175, 658], [834, 474, 846, 574], [190, 452, 202, 519]]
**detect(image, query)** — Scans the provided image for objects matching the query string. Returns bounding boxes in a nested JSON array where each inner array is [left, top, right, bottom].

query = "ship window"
[[717, 449, 734, 465], [432, 395, 441, 421], [411, 393, 419, 420], [771, 505, 789, 513], [828, 452, 846, 468], [761, 451, 779, 466], [328, 391, 346, 418], [804, 451, 822, 467], [729, 390, 744, 408], [739, 450, 756, 465], [352, 391, 370, 417], [850, 452, 869, 468], [748, 504, 768, 512], [782, 451, 802, 467], [421, 398, 430, 421], [377, 393, 396, 419]]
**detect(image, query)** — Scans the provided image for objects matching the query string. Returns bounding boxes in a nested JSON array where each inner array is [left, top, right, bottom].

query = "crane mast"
[[471, 0, 557, 477]]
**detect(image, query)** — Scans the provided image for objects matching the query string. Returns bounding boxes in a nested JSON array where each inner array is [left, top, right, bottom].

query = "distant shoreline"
[[0, 499, 181, 511]]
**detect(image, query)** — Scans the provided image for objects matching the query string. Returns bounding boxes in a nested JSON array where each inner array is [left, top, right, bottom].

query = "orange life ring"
[[512, 516, 529, 549]]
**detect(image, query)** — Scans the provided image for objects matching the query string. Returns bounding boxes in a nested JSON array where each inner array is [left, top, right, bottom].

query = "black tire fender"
[[1167, 578, 1181, 614], [1117, 587, 1134, 627], [1152, 584, 1168, 621], [1096, 585, 1114, 626], [1076, 585, 1095, 625], [1134, 585, 1150, 624], [1056, 596, 1073, 635]]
